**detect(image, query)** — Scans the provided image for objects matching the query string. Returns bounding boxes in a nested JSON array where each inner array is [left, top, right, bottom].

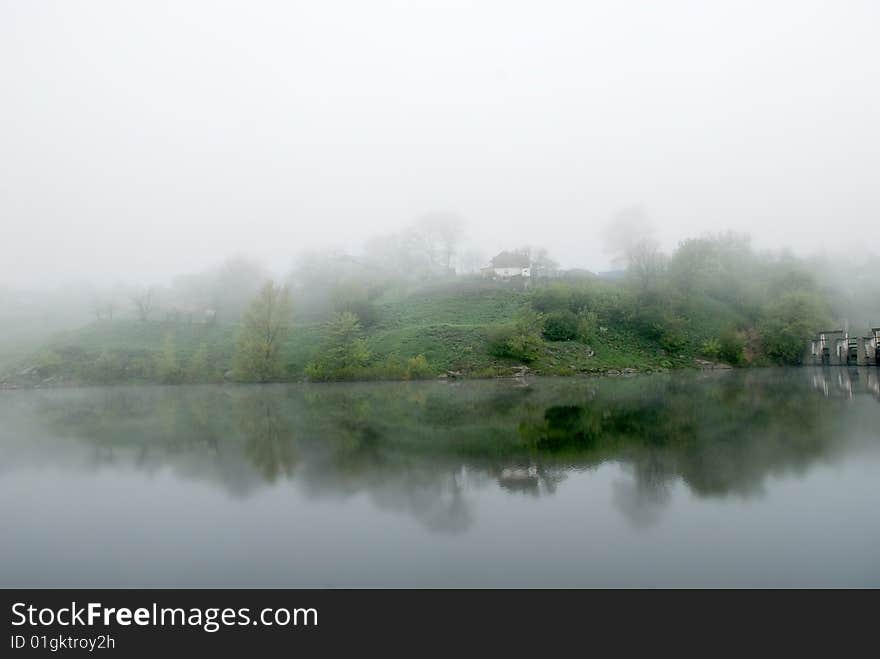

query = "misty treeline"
[[513, 232, 834, 367], [2, 209, 878, 384]]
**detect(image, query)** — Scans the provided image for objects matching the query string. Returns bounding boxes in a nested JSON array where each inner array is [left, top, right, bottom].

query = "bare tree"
[[131, 286, 156, 322], [458, 247, 486, 275], [601, 206, 657, 269], [92, 296, 117, 321], [626, 238, 667, 294], [516, 245, 558, 275], [407, 212, 464, 274]]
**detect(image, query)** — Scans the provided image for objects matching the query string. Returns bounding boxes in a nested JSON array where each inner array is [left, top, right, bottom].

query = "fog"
[[3, 0, 878, 290]]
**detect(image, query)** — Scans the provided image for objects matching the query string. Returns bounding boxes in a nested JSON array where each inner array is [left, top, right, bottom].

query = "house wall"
[[494, 267, 526, 278]]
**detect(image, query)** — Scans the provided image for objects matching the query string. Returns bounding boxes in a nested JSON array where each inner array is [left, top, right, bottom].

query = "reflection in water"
[[3, 369, 880, 586], [810, 366, 880, 401], [2, 368, 875, 533]]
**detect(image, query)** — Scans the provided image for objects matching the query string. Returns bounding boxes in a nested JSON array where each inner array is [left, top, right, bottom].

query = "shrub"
[[405, 354, 432, 379], [186, 343, 217, 382], [92, 350, 125, 384], [306, 312, 371, 380], [718, 328, 745, 365], [576, 310, 599, 342], [530, 284, 572, 313], [542, 310, 579, 341], [488, 312, 544, 362], [759, 292, 827, 365], [700, 338, 721, 359], [155, 335, 183, 383]]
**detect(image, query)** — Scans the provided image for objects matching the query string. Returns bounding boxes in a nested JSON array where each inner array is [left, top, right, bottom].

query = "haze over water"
[[1, 368, 878, 587]]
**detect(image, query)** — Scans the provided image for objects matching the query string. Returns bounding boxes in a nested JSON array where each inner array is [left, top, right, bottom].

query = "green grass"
[[2, 281, 687, 386]]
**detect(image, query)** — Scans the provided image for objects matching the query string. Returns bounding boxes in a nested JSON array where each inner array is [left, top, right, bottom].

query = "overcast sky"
[[2, 0, 878, 286]]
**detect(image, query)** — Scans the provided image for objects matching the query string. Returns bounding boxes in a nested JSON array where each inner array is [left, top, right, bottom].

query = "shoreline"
[[0, 360, 743, 390]]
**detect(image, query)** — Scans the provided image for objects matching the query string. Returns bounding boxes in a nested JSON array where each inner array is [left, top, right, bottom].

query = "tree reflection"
[[30, 369, 876, 532], [237, 393, 297, 482]]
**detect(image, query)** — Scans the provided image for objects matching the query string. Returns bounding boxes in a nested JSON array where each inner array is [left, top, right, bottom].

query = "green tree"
[[233, 281, 293, 382], [306, 311, 371, 379], [760, 292, 828, 365], [186, 342, 215, 382], [718, 327, 746, 365], [155, 334, 182, 383]]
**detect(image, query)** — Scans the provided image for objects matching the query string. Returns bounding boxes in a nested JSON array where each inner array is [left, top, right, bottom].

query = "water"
[[1, 368, 878, 587]]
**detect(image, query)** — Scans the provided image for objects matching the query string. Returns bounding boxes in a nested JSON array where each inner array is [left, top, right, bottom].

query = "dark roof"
[[490, 251, 530, 268]]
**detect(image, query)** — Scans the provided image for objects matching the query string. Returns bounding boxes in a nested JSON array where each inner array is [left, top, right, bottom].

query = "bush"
[[531, 284, 572, 313], [700, 338, 721, 359], [718, 328, 745, 365], [405, 354, 432, 379], [306, 312, 371, 380], [576, 310, 599, 342], [656, 314, 688, 353], [543, 310, 579, 341], [155, 335, 183, 383], [488, 312, 544, 362], [759, 292, 827, 365], [186, 342, 218, 382], [91, 350, 125, 384]]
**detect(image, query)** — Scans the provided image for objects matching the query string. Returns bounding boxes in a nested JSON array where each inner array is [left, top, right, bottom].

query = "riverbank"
[[1, 282, 736, 388]]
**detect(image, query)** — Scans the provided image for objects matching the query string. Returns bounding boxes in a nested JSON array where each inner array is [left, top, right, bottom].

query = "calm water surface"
[[1, 368, 878, 587]]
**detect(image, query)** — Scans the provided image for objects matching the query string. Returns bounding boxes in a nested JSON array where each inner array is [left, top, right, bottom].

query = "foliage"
[[527, 233, 832, 367], [759, 292, 828, 365], [330, 281, 379, 327], [717, 328, 746, 365], [488, 312, 544, 362], [305, 312, 371, 380], [233, 281, 292, 382], [576, 310, 599, 342], [700, 338, 721, 359], [542, 310, 579, 341], [186, 342, 217, 382], [155, 334, 182, 383], [405, 354, 432, 378], [6, 234, 848, 385]]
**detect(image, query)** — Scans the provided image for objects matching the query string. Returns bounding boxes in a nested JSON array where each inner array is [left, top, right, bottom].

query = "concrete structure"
[[810, 327, 880, 366], [810, 330, 844, 365]]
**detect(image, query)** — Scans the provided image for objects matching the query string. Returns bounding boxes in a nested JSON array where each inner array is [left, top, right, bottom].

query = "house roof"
[[490, 251, 530, 268]]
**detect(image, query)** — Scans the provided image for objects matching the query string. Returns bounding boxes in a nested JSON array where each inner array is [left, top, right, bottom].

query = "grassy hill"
[[1, 280, 686, 387]]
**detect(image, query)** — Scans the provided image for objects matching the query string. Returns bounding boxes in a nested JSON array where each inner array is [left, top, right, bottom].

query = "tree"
[[600, 206, 656, 266], [233, 281, 293, 382], [305, 311, 371, 379], [760, 292, 828, 365], [186, 342, 215, 382], [516, 245, 558, 273], [406, 212, 464, 274], [155, 334, 182, 383], [626, 238, 667, 295], [543, 310, 579, 341], [131, 286, 156, 322]]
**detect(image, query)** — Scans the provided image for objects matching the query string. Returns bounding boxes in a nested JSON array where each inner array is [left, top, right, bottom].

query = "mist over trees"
[[233, 281, 292, 382], [1, 206, 876, 382]]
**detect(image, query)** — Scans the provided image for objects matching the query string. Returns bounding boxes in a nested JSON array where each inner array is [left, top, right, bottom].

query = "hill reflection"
[[10, 369, 878, 531]]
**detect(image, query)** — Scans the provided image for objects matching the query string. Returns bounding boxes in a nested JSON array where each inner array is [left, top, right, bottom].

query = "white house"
[[481, 251, 531, 279]]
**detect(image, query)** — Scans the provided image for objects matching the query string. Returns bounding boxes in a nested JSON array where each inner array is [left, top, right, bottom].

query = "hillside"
[[1, 280, 688, 388]]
